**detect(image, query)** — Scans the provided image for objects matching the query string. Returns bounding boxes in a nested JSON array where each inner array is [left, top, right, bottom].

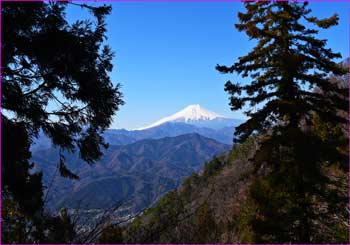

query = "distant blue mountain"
[[31, 119, 242, 152]]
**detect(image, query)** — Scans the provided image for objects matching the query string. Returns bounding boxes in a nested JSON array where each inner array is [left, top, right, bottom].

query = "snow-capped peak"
[[136, 104, 225, 130], [174, 104, 222, 121]]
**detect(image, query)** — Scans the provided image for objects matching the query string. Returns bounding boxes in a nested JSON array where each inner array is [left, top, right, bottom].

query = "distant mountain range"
[[31, 105, 242, 152], [32, 133, 230, 213], [104, 121, 238, 146]]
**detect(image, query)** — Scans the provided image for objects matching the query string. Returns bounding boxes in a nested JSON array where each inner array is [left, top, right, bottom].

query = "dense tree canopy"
[[2, 1, 123, 242], [217, 1, 348, 243]]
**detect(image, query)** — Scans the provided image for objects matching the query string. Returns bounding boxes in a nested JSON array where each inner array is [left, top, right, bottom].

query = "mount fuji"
[[136, 104, 241, 130], [102, 104, 243, 145]]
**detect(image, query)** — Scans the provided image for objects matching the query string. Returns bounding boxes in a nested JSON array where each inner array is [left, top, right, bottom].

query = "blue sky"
[[67, 2, 349, 130]]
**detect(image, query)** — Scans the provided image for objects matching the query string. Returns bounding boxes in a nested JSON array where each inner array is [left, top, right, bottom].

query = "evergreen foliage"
[[216, 1, 348, 242], [98, 224, 124, 243], [2, 1, 123, 242]]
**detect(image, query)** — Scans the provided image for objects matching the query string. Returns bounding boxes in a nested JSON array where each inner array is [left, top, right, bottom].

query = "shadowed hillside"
[[32, 134, 230, 214]]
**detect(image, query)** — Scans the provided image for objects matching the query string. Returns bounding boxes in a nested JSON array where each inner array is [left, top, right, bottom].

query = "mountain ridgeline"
[[104, 122, 238, 145], [31, 105, 242, 152], [33, 133, 230, 213]]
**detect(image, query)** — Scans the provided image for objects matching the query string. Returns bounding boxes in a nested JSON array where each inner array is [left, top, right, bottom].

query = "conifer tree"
[[216, 1, 348, 242], [2, 1, 123, 242]]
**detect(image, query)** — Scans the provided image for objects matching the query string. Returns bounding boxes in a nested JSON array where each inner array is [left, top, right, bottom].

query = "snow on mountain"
[[136, 104, 229, 130]]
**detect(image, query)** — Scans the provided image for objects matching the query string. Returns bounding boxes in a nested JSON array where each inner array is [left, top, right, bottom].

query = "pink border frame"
[[0, 0, 349, 244]]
